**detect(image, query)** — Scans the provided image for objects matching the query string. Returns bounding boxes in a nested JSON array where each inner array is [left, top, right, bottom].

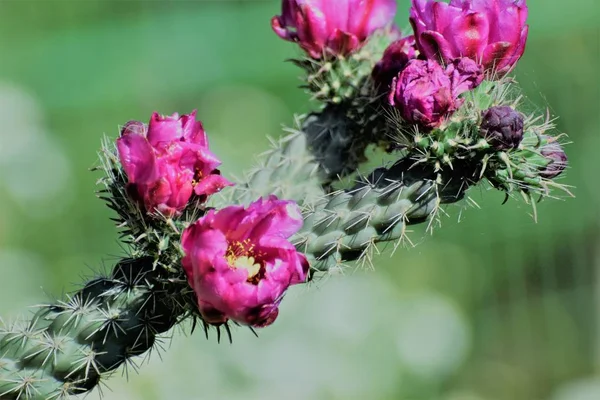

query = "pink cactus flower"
[[409, 0, 529, 74], [116, 111, 231, 217], [182, 196, 309, 328], [271, 0, 397, 59], [389, 57, 482, 128], [372, 35, 419, 90]]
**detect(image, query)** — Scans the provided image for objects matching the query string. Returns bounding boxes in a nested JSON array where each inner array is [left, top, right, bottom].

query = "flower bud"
[[271, 0, 397, 59], [372, 35, 418, 90], [181, 196, 309, 328], [389, 59, 453, 128], [410, 0, 529, 75], [389, 57, 482, 128], [479, 106, 524, 150], [446, 57, 484, 98], [540, 139, 567, 179]]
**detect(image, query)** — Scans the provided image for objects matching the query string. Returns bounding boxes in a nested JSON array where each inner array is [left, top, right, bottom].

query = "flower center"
[[232, 256, 261, 279], [226, 239, 263, 283], [191, 168, 204, 187]]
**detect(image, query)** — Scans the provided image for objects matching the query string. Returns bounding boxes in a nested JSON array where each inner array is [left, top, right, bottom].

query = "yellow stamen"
[[232, 256, 261, 279], [225, 240, 262, 282]]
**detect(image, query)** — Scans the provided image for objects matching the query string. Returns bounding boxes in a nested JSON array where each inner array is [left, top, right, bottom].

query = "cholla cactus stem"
[[0, 257, 200, 399]]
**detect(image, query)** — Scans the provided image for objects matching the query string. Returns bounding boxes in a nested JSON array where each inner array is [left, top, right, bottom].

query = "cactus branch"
[[0, 257, 196, 399], [294, 156, 472, 274]]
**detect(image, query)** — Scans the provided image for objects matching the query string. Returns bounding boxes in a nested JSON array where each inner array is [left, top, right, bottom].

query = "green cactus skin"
[[288, 29, 397, 184], [0, 257, 199, 399], [217, 81, 572, 274], [293, 157, 472, 274], [212, 119, 325, 208], [292, 28, 395, 105], [301, 106, 382, 184], [212, 113, 475, 275]]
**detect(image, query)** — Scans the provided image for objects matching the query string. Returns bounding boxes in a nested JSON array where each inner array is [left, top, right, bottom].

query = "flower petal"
[[446, 57, 483, 97], [482, 41, 512, 72], [419, 30, 456, 62], [246, 198, 304, 239], [146, 112, 184, 145], [193, 174, 233, 197], [447, 11, 490, 61], [271, 15, 298, 41], [272, 0, 396, 58], [409, 0, 528, 75], [181, 196, 308, 328], [181, 219, 228, 276], [180, 110, 208, 146], [116, 134, 159, 184], [348, 0, 397, 39], [326, 29, 360, 56]]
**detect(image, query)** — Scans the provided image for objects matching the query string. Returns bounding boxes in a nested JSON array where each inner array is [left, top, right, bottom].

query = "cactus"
[[0, 257, 187, 399], [0, 139, 209, 399], [0, 105, 569, 399], [0, 1, 573, 399], [293, 28, 395, 105]]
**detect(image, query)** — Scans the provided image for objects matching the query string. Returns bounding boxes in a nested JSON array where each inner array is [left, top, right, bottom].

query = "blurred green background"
[[0, 1, 598, 399]]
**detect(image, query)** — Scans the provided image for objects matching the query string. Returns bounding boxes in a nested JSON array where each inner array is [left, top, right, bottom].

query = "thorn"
[[248, 326, 259, 338], [203, 322, 209, 340], [190, 317, 197, 336], [224, 324, 233, 344]]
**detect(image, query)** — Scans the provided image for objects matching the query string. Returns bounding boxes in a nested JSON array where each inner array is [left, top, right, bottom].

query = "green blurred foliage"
[[0, 1, 598, 399]]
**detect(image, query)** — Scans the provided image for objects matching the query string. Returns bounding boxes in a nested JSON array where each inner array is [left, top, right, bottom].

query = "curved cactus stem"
[[0, 78, 572, 399], [211, 111, 473, 276], [0, 257, 200, 399]]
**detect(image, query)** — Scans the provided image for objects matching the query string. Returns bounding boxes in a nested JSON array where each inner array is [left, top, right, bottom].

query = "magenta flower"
[[389, 57, 482, 128], [372, 35, 418, 89], [116, 111, 231, 217], [181, 196, 309, 328], [271, 0, 397, 59], [410, 0, 529, 74]]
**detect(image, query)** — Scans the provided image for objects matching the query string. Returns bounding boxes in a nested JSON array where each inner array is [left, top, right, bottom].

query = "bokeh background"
[[0, 1, 598, 399]]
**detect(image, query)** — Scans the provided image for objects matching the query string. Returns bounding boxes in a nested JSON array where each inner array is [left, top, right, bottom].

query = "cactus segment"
[[292, 28, 395, 105], [0, 257, 196, 399]]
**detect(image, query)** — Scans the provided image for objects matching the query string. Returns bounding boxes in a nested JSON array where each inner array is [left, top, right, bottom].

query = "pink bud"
[[445, 57, 484, 98], [388, 57, 483, 128], [389, 59, 453, 129], [409, 0, 529, 75], [372, 35, 418, 90], [182, 196, 309, 328], [271, 0, 397, 59], [116, 111, 231, 217]]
